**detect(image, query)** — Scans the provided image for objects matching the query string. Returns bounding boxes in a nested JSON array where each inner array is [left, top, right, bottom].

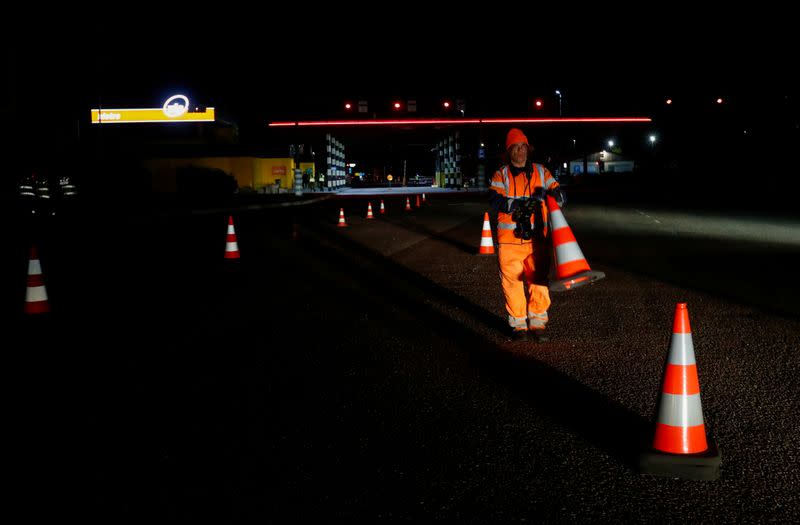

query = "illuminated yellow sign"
[[91, 94, 215, 124]]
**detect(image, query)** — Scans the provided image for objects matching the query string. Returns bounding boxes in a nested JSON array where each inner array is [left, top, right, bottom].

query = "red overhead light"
[[293, 119, 482, 126], [443, 101, 451, 109], [344, 102, 352, 110], [480, 117, 652, 124], [716, 97, 724, 104], [267, 117, 652, 127], [666, 98, 673, 105], [534, 99, 543, 109], [393, 102, 402, 109]]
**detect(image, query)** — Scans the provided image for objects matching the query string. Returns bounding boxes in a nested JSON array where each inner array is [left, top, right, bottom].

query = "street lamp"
[[649, 135, 657, 145], [608, 139, 615, 148], [555, 90, 562, 116]]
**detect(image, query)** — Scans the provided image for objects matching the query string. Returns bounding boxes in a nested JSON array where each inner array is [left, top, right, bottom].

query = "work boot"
[[528, 330, 550, 343], [509, 329, 528, 341]]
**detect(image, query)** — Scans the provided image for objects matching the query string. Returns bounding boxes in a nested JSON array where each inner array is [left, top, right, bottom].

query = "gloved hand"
[[524, 197, 542, 212], [546, 187, 566, 208]]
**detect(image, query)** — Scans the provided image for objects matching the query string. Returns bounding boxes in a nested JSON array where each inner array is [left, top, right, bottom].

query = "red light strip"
[[300, 119, 481, 126], [268, 117, 651, 127], [480, 117, 652, 124]]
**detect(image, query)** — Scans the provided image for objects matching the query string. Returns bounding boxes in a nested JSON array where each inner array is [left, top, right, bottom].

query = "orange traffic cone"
[[477, 212, 495, 255], [404, 197, 412, 211], [379, 200, 386, 215], [337, 208, 348, 227], [639, 303, 721, 480], [366, 202, 375, 219], [415, 195, 421, 208], [224, 216, 241, 259], [24, 245, 50, 314], [546, 195, 605, 291]]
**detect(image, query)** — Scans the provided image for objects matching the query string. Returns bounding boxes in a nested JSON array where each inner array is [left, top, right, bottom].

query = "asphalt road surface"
[[3, 193, 799, 522]]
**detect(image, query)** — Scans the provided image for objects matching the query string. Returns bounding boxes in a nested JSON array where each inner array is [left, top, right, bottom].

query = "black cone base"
[[638, 439, 721, 480], [549, 270, 606, 292]]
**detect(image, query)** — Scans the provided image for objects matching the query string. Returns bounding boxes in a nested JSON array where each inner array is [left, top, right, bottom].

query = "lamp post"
[[555, 90, 562, 117]]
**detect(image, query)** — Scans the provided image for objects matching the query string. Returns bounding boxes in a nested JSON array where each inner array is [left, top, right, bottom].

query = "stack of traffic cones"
[[224, 216, 241, 259], [415, 195, 421, 208], [379, 200, 386, 215], [24, 245, 50, 314], [404, 197, 412, 211], [337, 208, 348, 227], [366, 202, 375, 219], [639, 303, 721, 480], [477, 212, 495, 255], [546, 195, 605, 291]]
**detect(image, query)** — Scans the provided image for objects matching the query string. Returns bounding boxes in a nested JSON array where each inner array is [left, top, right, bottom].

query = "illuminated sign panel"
[[91, 94, 215, 124]]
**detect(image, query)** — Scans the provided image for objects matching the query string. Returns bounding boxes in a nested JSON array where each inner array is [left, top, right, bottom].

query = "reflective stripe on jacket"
[[490, 163, 559, 244]]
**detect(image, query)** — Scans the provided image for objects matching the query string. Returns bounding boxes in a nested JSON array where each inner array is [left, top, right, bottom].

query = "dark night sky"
[[6, 18, 798, 161], [2, 12, 796, 203], [13, 23, 797, 122]]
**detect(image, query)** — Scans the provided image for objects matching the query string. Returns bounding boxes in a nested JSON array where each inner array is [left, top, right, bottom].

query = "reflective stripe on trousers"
[[528, 311, 548, 329]]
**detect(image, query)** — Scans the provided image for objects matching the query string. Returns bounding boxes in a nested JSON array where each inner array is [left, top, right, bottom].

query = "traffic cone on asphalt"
[[379, 200, 386, 215], [477, 212, 495, 255], [404, 197, 412, 211], [24, 245, 50, 314], [639, 303, 721, 480], [366, 202, 375, 219], [422, 193, 427, 205], [224, 216, 241, 259], [337, 208, 348, 227], [546, 195, 605, 291], [415, 195, 421, 208]]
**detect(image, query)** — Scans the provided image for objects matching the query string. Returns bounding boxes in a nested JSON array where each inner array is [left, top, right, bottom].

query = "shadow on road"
[[301, 219, 652, 470]]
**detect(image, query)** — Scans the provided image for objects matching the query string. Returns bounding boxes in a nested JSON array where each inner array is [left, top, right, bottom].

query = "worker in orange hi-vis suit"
[[488, 128, 566, 342]]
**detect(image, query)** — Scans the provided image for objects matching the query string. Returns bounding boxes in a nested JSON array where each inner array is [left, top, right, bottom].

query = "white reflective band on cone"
[[227, 225, 236, 234], [656, 393, 705, 427], [28, 259, 43, 274], [225, 242, 239, 251], [555, 242, 586, 265], [480, 237, 493, 247], [26, 286, 48, 302], [550, 210, 569, 229], [668, 334, 696, 365]]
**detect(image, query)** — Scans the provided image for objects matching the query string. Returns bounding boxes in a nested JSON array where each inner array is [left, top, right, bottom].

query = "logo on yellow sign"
[[162, 94, 189, 117], [91, 94, 214, 124]]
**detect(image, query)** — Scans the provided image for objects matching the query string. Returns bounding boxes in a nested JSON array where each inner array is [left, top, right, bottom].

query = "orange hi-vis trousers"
[[498, 242, 551, 331]]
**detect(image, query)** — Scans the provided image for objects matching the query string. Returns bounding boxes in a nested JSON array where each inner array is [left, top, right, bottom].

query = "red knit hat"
[[505, 128, 529, 150]]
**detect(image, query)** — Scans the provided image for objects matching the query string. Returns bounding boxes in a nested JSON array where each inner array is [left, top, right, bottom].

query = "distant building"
[[569, 151, 635, 175]]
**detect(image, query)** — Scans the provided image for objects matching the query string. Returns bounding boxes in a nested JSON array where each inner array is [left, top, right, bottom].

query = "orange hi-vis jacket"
[[490, 163, 559, 244]]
